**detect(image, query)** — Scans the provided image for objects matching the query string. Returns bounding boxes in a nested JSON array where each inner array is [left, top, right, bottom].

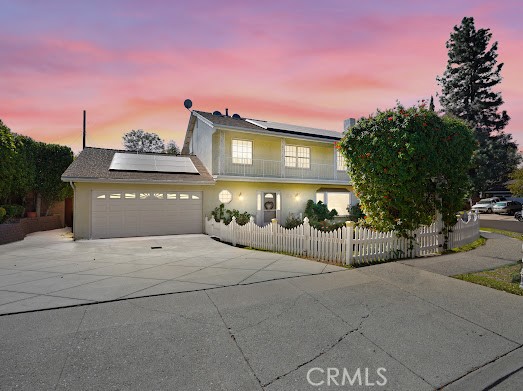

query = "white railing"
[[216, 157, 349, 182], [204, 212, 480, 265]]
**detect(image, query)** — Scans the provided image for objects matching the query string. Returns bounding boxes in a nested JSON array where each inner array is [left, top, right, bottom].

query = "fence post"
[[271, 218, 278, 251], [345, 221, 354, 265], [231, 216, 237, 246], [303, 217, 310, 257], [248, 216, 254, 248]]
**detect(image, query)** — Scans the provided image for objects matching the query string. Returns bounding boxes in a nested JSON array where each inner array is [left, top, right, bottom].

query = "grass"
[[480, 227, 523, 241], [443, 236, 487, 254], [454, 263, 523, 296]]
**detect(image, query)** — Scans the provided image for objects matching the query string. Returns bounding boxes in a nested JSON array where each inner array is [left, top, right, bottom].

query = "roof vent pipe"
[[225, 108, 229, 117]]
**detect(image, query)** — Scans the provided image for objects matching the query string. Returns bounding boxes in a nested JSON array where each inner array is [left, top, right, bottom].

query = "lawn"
[[454, 263, 523, 296]]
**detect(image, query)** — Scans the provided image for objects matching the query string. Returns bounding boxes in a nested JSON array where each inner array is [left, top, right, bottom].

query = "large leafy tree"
[[0, 120, 16, 202], [339, 104, 475, 245], [508, 168, 523, 197], [123, 129, 165, 153], [165, 140, 180, 155], [437, 17, 519, 194]]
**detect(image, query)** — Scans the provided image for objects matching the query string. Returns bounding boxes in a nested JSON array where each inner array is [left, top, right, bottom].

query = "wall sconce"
[[294, 193, 300, 201], [239, 192, 244, 201]]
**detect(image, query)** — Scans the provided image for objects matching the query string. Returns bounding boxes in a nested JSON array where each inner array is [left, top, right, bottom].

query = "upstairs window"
[[232, 139, 252, 165], [337, 151, 347, 171], [285, 145, 310, 169]]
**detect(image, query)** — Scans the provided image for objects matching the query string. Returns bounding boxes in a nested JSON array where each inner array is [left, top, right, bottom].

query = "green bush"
[[311, 220, 345, 232], [348, 203, 365, 222], [304, 200, 338, 222], [211, 204, 251, 226], [284, 214, 303, 229], [0, 207, 6, 222], [0, 204, 25, 218]]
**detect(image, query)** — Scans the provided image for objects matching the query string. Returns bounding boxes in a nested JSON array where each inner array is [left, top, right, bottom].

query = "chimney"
[[225, 108, 229, 117], [82, 110, 86, 149], [343, 118, 356, 132]]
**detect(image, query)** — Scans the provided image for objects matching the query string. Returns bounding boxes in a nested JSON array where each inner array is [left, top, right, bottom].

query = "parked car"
[[471, 198, 502, 213], [492, 201, 522, 215]]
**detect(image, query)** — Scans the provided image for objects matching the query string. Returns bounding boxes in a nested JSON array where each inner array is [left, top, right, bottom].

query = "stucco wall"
[[73, 181, 353, 239]]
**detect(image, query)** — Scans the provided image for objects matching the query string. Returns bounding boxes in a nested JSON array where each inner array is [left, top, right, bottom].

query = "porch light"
[[239, 192, 244, 201]]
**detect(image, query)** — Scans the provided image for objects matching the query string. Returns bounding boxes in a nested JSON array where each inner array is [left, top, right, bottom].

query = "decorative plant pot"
[[26, 211, 37, 218]]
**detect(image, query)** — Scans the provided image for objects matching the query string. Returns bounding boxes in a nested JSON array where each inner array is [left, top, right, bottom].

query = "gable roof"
[[62, 148, 214, 185], [192, 111, 342, 140]]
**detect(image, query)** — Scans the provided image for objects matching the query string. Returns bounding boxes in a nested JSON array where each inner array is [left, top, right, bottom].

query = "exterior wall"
[[206, 180, 353, 223], [73, 182, 213, 240], [219, 129, 336, 167], [191, 118, 214, 173], [72, 180, 353, 239]]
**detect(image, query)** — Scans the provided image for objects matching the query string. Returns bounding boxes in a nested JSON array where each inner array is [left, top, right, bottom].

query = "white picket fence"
[[204, 212, 480, 266]]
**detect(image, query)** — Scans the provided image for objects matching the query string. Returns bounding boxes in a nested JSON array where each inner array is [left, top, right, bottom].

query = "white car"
[[471, 198, 501, 213]]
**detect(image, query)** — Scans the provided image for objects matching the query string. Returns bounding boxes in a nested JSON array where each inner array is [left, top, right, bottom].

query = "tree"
[[429, 96, 435, 111], [339, 103, 475, 245], [32, 142, 74, 214], [123, 129, 165, 153], [0, 120, 17, 202], [437, 16, 519, 194], [165, 140, 180, 155], [508, 168, 523, 196]]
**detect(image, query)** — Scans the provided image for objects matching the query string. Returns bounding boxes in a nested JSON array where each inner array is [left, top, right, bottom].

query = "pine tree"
[[437, 17, 519, 194], [429, 96, 435, 111]]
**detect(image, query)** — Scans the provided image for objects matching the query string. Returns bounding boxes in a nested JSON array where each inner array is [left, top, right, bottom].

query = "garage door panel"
[[91, 190, 203, 239]]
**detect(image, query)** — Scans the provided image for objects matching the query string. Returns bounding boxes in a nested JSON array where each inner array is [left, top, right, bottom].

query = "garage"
[[91, 190, 203, 239]]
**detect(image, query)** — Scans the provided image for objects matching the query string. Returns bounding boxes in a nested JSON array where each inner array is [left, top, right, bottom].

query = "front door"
[[256, 191, 281, 225]]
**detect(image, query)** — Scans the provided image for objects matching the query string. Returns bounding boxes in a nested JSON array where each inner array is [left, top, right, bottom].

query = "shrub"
[[211, 204, 251, 226], [284, 214, 302, 229], [304, 200, 337, 222], [348, 203, 365, 222], [311, 220, 345, 232], [1, 204, 25, 218], [0, 207, 5, 222]]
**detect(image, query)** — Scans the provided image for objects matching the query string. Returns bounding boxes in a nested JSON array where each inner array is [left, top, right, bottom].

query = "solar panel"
[[245, 119, 342, 139], [109, 153, 199, 174]]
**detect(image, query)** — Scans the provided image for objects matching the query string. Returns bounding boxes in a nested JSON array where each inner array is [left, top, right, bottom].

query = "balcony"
[[214, 157, 350, 183]]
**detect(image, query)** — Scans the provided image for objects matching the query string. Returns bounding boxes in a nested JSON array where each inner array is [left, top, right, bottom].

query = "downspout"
[[69, 181, 76, 239]]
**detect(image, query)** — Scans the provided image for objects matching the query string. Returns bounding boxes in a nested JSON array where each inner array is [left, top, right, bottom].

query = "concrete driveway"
[[0, 229, 344, 314]]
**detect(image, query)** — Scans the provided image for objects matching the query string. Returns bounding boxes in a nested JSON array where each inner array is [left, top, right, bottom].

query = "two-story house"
[[62, 110, 356, 239]]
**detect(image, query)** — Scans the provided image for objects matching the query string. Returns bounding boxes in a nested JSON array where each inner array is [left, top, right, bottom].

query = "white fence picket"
[[204, 212, 480, 265]]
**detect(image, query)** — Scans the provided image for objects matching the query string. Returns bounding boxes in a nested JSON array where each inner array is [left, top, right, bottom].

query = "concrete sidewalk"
[[1, 255, 522, 390], [399, 231, 521, 276]]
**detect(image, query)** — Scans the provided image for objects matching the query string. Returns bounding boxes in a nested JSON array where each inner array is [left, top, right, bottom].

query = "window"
[[232, 139, 252, 165], [191, 194, 200, 200], [140, 193, 151, 199], [109, 193, 121, 199], [153, 193, 164, 199], [124, 193, 136, 199], [285, 145, 310, 168], [179, 193, 189, 199], [218, 190, 232, 204], [337, 151, 347, 171], [167, 193, 177, 199], [96, 194, 106, 199], [316, 190, 351, 216]]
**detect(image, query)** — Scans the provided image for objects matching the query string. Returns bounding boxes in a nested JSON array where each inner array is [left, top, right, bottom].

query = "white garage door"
[[91, 190, 203, 239]]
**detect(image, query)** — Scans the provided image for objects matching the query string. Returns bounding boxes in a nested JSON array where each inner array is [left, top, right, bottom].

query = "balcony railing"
[[215, 157, 350, 182]]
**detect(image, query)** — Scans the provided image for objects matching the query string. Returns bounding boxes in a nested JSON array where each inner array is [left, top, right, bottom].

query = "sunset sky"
[[1, 0, 522, 152]]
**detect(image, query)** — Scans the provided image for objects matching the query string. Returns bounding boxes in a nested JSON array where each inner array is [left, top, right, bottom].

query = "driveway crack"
[[205, 291, 264, 390]]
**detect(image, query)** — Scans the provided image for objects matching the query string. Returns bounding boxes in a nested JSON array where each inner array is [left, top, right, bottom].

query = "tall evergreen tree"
[[429, 96, 435, 111], [437, 17, 519, 194]]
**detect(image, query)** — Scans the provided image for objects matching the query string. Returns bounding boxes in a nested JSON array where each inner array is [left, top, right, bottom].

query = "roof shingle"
[[62, 148, 214, 184]]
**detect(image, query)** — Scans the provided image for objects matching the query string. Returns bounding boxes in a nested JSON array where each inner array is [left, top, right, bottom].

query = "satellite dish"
[[213, 111, 222, 116], [183, 99, 193, 109], [232, 113, 241, 119]]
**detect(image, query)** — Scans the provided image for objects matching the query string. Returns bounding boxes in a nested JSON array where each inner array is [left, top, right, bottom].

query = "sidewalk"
[[399, 231, 521, 276]]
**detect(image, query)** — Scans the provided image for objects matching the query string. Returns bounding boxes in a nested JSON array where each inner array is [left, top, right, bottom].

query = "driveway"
[[0, 229, 344, 315]]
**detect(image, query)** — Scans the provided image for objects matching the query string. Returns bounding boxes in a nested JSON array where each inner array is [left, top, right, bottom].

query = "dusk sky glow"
[[1, 0, 522, 152]]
